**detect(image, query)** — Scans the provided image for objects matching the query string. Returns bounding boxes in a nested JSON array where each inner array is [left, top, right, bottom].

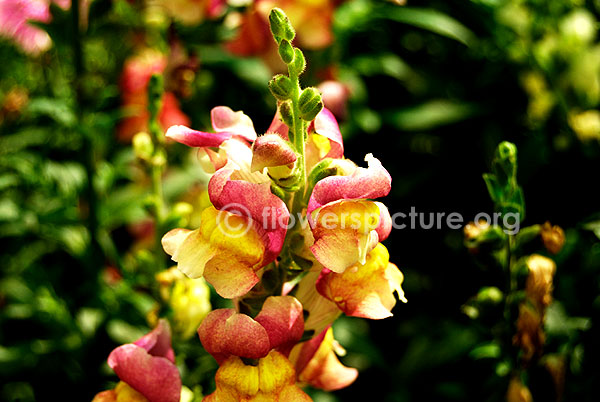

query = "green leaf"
[[350, 53, 413, 80], [469, 342, 501, 360], [482, 173, 501, 203], [385, 100, 477, 131], [382, 7, 476, 47], [26, 98, 76, 127]]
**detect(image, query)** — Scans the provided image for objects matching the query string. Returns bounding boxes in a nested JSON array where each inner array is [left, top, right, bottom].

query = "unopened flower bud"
[[288, 48, 306, 77], [251, 133, 298, 172], [269, 8, 295, 42], [298, 87, 323, 121], [148, 74, 164, 117], [506, 376, 533, 402], [268, 74, 294, 101], [279, 101, 294, 128], [278, 40, 295, 64], [493, 141, 518, 184], [132, 132, 154, 161]]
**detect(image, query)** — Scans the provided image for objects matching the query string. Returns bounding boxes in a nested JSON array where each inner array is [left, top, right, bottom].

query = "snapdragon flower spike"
[[103, 320, 181, 402], [306, 154, 392, 273], [204, 351, 312, 401], [198, 296, 304, 364], [290, 327, 358, 391], [316, 243, 407, 319]]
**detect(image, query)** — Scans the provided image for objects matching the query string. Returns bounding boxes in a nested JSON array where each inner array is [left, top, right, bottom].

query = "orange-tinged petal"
[[255, 296, 304, 356], [310, 200, 381, 273], [293, 328, 357, 391], [198, 309, 271, 364], [204, 351, 311, 401], [114, 382, 150, 402], [162, 206, 265, 298], [295, 271, 341, 335], [203, 254, 260, 299], [316, 243, 407, 319], [92, 390, 117, 402]]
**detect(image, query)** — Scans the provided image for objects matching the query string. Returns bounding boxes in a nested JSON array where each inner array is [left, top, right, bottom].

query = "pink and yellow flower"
[[307, 154, 392, 273], [93, 319, 181, 402], [198, 296, 313, 400]]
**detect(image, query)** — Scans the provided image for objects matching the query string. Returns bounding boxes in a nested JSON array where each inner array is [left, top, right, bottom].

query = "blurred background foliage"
[[1, 0, 600, 401]]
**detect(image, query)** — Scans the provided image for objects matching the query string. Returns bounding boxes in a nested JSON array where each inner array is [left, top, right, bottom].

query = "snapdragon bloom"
[[93, 320, 181, 402]]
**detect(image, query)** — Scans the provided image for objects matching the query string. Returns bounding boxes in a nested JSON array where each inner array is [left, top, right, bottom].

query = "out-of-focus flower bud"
[[513, 303, 545, 363], [506, 376, 533, 402], [525, 254, 555, 309], [299, 87, 324, 121], [464, 221, 506, 254], [318, 80, 350, 120], [543, 354, 566, 401], [475, 286, 504, 305], [132, 132, 154, 161], [156, 267, 212, 339], [540, 222, 565, 254], [559, 9, 596, 45], [568, 110, 600, 141], [493, 141, 518, 183]]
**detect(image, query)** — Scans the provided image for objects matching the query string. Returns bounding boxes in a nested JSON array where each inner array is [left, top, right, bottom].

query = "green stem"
[[148, 94, 166, 270], [72, 0, 101, 270]]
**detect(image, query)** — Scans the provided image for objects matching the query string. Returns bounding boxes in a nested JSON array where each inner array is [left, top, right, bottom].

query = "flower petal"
[[203, 254, 260, 299], [255, 296, 304, 356], [107, 345, 181, 402], [204, 351, 311, 401], [211, 106, 257, 142], [311, 107, 343, 159], [295, 271, 341, 335], [198, 309, 271, 364], [316, 243, 407, 319], [308, 153, 391, 214], [166, 125, 231, 147], [291, 328, 357, 391], [374, 201, 392, 242], [133, 319, 175, 363], [309, 200, 381, 273], [163, 207, 265, 298], [209, 169, 290, 265]]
